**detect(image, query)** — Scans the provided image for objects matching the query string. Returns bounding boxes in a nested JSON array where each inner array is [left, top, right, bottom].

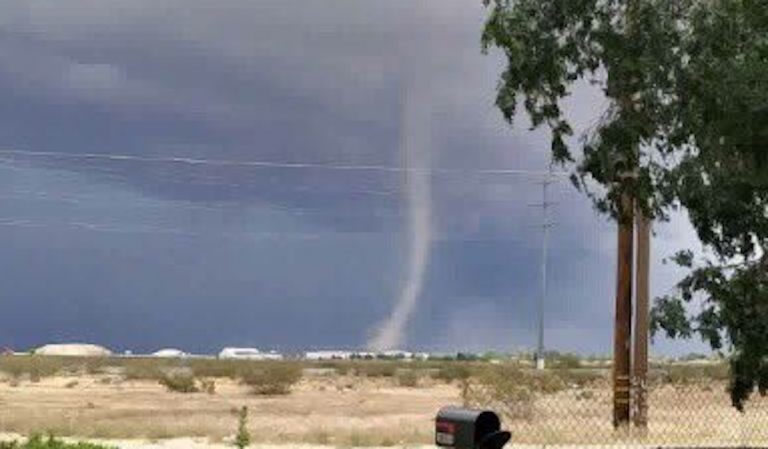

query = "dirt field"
[[1, 359, 768, 448], [469, 380, 768, 447], [0, 373, 456, 447]]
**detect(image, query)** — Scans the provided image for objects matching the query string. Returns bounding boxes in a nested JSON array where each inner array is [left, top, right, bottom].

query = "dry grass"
[[0, 372, 454, 446], [158, 373, 198, 394], [0, 434, 115, 449], [462, 365, 768, 447], [240, 364, 302, 396], [1, 357, 766, 447], [0, 356, 485, 383]]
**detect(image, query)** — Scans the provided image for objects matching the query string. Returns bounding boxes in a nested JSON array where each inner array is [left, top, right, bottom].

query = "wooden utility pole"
[[613, 0, 641, 429], [613, 194, 634, 428], [633, 211, 651, 429]]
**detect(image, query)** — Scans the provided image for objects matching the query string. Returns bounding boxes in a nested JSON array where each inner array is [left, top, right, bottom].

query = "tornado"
[[368, 84, 432, 351]]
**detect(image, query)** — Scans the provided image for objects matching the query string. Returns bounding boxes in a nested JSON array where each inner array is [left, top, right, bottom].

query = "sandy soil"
[[0, 434, 434, 449], [0, 374, 457, 446], [2, 373, 768, 448]]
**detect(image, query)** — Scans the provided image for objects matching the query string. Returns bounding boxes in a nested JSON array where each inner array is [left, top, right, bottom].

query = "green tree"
[[482, 0, 768, 409], [636, 0, 768, 411]]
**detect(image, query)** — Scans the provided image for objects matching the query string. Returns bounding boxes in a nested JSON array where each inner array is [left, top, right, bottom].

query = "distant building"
[[152, 348, 188, 358], [305, 350, 352, 360], [377, 350, 413, 359], [35, 343, 112, 357], [259, 351, 284, 361], [218, 347, 283, 360], [304, 350, 429, 361]]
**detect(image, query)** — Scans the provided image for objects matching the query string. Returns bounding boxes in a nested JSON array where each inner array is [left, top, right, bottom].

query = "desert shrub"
[[550, 353, 582, 369], [533, 372, 567, 394], [483, 366, 568, 393], [190, 359, 309, 380], [0, 435, 115, 449], [462, 367, 535, 421], [123, 360, 165, 381], [396, 370, 419, 387], [159, 373, 199, 393], [354, 362, 397, 378], [241, 364, 302, 395], [553, 369, 605, 387], [456, 353, 480, 361], [189, 359, 244, 379], [97, 376, 116, 385], [0, 356, 62, 380], [334, 378, 356, 392], [333, 363, 351, 376], [646, 363, 728, 386], [81, 359, 111, 376], [462, 366, 574, 421], [234, 406, 251, 449], [247, 381, 287, 395], [433, 364, 472, 383], [200, 378, 216, 395], [316, 361, 350, 376], [663, 363, 730, 384]]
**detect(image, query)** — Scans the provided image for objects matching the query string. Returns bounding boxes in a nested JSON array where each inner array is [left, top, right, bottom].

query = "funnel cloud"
[[368, 86, 432, 351]]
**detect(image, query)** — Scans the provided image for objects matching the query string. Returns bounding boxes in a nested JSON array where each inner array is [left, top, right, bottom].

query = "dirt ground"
[[0, 434, 437, 449], [2, 371, 768, 448], [465, 379, 768, 447], [0, 374, 457, 447]]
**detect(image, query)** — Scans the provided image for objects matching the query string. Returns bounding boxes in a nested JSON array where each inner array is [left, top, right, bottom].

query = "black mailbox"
[[435, 407, 511, 449]]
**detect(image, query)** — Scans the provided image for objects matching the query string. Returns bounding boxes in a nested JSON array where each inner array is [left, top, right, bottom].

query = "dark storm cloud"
[[0, 0, 705, 355], [0, 0, 549, 236]]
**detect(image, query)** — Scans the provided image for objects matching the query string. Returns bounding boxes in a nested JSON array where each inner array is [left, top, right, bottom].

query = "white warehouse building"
[[151, 348, 189, 358], [218, 347, 283, 360], [304, 350, 353, 361]]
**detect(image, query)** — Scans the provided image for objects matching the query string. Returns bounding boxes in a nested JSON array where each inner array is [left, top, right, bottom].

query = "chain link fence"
[[463, 363, 768, 447]]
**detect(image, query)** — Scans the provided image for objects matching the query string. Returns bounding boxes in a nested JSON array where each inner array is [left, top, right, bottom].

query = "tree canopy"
[[482, 0, 768, 409]]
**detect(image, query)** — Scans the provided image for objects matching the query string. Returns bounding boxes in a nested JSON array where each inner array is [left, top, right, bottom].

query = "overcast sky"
[[0, 0, 707, 356]]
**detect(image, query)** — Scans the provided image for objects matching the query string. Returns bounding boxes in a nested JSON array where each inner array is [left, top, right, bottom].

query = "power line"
[[0, 216, 533, 243], [0, 149, 568, 177], [0, 149, 577, 246], [0, 217, 336, 240]]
